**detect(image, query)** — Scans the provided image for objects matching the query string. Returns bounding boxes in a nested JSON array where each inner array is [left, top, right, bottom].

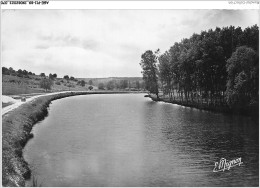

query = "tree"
[[40, 73, 46, 77], [88, 85, 93, 90], [107, 80, 115, 90], [119, 80, 128, 89], [98, 83, 105, 90], [195, 29, 226, 104], [8, 67, 15, 75], [70, 76, 75, 81], [80, 80, 85, 87], [49, 73, 54, 80], [158, 51, 173, 98], [53, 73, 57, 78], [139, 25, 259, 113], [135, 80, 140, 89], [241, 25, 259, 52], [114, 82, 120, 89], [17, 69, 23, 77], [2, 67, 9, 75], [22, 70, 28, 75], [39, 78, 53, 91], [88, 80, 93, 85], [140, 49, 160, 98], [64, 75, 69, 80], [225, 46, 258, 109]]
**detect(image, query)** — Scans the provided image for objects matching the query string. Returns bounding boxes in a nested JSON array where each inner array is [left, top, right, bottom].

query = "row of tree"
[[97, 80, 144, 90], [2, 67, 60, 80], [44, 73, 57, 79], [140, 25, 259, 111], [2, 67, 36, 78]]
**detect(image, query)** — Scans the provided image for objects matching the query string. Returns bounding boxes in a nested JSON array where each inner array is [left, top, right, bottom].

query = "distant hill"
[[78, 77, 143, 84], [2, 74, 97, 95], [2, 67, 145, 95], [78, 77, 144, 89]]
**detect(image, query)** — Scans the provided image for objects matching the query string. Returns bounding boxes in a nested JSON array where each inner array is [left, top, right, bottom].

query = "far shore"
[[2, 90, 146, 187], [2, 90, 146, 116]]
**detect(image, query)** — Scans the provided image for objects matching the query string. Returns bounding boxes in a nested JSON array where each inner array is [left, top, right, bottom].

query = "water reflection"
[[24, 94, 258, 186]]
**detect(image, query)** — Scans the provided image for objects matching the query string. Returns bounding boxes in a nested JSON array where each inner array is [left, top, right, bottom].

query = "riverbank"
[[2, 91, 144, 187], [148, 94, 259, 117]]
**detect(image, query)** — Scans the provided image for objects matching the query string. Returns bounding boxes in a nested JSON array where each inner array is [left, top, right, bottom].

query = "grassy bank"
[[2, 102, 13, 108], [2, 74, 92, 95], [2, 91, 142, 187]]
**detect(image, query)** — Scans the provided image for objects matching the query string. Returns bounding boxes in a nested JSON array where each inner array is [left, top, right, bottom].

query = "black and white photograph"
[[1, 1, 259, 187]]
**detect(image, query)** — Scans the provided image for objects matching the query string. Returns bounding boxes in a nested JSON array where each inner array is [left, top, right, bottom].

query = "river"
[[23, 94, 259, 186]]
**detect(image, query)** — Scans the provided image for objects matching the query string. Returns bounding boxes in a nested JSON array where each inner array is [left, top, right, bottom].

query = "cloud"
[[36, 33, 100, 51], [2, 10, 259, 77]]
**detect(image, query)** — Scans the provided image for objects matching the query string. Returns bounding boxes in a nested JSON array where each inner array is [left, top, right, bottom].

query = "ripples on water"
[[24, 94, 258, 186]]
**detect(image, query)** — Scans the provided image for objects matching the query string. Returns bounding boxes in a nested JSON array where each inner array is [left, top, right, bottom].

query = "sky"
[[1, 9, 258, 78]]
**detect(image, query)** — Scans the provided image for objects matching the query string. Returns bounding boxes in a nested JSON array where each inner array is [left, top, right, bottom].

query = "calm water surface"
[[23, 94, 258, 186]]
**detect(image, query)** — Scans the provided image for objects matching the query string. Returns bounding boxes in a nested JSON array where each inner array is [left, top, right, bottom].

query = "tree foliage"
[[140, 49, 160, 98], [40, 73, 46, 77], [63, 75, 69, 80], [107, 80, 115, 90], [143, 25, 258, 111], [135, 81, 140, 89], [98, 83, 105, 90], [226, 46, 258, 108], [2, 67, 35, 77], [39, 78, 53, 91], [88, 80, 93, 85], [119, 80, 128, 89], [17, 69, 23, 77], [2, 67, 9, 75], [80, 80, 85, 87], [49, 73, 54, 80]]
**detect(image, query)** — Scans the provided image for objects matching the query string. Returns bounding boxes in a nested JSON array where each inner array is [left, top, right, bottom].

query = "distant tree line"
[[97, 79, 144, 90], [2, 67, 60, 80], [2, 67, 36, 78], [140, 25, 259, 112]]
